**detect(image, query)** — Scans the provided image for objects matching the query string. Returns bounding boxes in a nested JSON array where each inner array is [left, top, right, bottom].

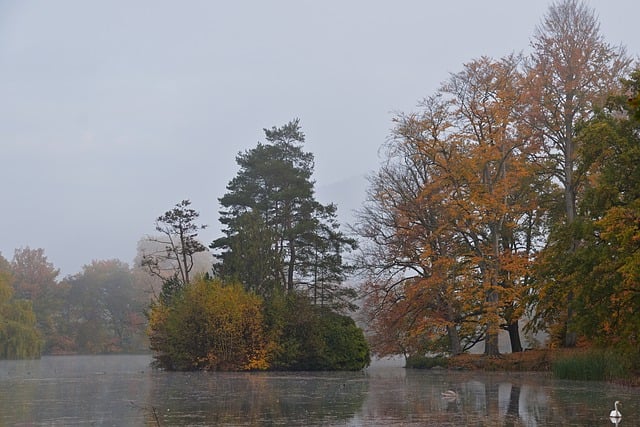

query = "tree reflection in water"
[[355, 367, 639, 426], [1, 356, 639, 426]]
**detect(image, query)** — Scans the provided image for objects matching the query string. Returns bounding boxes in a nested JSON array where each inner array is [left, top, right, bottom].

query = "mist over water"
[[1, 355, 638, 426]]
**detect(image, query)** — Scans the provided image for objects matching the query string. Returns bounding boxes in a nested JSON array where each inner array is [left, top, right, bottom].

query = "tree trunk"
[[564, 289, 577, 347], [507, 320, 523, 353], [484, 331, 500, 356], [484, 285, 501, 357], [562, 130, 578, 348], [287, 243, 296, 292], [504, 384, 521, 427], [447, 325, 462, 356]]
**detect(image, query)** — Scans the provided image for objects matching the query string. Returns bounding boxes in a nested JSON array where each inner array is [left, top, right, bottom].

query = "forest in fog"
[[2, 1, 640, 371]]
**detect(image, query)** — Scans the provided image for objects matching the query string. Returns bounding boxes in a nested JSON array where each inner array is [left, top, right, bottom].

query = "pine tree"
[[212, 119, 356, 308]]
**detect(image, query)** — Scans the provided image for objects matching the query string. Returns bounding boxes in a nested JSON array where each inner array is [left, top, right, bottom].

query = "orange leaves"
[[359, 55, 545, 356], [597, 203, 640, 292]]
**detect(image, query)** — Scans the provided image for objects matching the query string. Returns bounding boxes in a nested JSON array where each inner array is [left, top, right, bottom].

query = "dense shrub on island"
[[147, 277, 370, 371], [267, 293, 370, 371]]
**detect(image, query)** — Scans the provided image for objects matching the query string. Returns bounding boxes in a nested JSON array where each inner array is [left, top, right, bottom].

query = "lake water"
[[0, 355, 638, 426]]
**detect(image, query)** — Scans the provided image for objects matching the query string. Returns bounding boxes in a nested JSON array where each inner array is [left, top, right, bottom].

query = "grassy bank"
[[407, 349, 640, 385], [446, 350, 554, 371], [551, 349, 632, 382]]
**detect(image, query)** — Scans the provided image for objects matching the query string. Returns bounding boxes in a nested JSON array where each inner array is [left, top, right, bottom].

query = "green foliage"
[[158, 274, 185, 305], [268, 294, 370, 371], [532, 70, 640, 350], [0, 272, 42, 359], [320, 311, 370, 370], [63, 260, 149, 354], [624, 68, 640, 120], [212, 119, 357, 309], [405, 355, 449, 369], [213, 211, 281, 298], [552, 350, 631, 381]]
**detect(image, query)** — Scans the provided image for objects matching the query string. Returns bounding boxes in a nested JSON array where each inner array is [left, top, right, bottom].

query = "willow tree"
[[526, 0, 633, 347], [0, 270, 41, 359]]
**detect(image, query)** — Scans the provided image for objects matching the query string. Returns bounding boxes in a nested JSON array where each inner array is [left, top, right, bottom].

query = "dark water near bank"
[[0, 355, 638, 426]]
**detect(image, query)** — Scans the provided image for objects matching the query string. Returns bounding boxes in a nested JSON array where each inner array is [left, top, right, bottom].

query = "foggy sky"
[[1, 1, 638, 276]]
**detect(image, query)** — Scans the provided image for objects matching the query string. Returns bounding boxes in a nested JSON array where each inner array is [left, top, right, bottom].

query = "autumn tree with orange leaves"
[[358, 0, 637, 360], [357, 55, 545, 357], [441, 55, 541, 355]]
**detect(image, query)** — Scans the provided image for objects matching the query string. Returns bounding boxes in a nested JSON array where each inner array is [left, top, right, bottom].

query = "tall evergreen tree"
[[212, 119, 356, 307]]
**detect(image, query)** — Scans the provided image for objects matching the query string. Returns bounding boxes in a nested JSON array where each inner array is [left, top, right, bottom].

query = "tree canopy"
[[64, 260, 148, 353], [147, 120, 369, 371], [1, 249, 150, 357], [0, 264, 41, 359], [530, 69, 640, 352], [141, 199, 208, 289], [356, 55, 542, 357], [356, 0, 636, 358], [212, 119, 357, 309], [148, 278, 269, 371]]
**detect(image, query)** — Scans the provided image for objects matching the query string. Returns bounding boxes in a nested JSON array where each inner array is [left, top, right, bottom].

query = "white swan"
[[609, 400, 622, 418]]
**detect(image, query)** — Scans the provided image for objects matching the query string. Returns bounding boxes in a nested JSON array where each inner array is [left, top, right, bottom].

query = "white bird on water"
[[609, 400, 622, 418]]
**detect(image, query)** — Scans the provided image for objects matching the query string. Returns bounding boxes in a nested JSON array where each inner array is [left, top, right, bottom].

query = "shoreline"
[[404, 349, 640, 387]]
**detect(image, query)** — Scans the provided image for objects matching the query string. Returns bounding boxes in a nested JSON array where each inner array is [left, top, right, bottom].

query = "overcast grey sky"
[[1, 1, 638, 276]]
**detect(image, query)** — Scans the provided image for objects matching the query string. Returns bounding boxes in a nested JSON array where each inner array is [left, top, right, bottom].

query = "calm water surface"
[[0, 355, 638, 426]]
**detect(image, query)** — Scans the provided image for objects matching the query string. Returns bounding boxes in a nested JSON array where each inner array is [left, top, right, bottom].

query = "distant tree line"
[[0, 248, 149, 358]]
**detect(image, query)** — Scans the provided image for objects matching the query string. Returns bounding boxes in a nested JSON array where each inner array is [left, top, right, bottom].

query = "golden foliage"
[[147, 278, 270, 371]]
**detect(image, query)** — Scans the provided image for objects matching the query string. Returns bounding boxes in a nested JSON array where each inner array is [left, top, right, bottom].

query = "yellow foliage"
[[147, 278, 271, 371]]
